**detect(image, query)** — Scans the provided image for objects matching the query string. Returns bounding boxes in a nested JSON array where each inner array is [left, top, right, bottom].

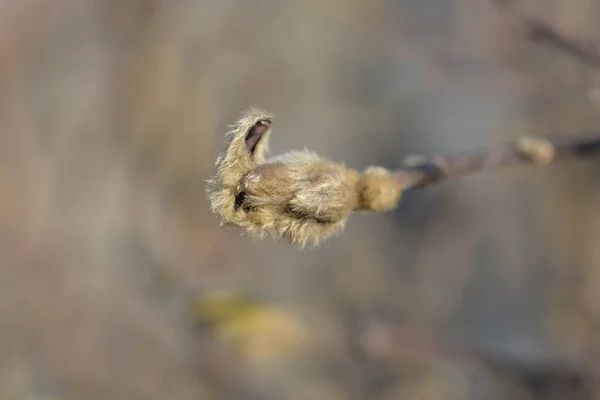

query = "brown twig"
[[525, 18, 600, 67], [397, 1, 600, 190], [394, 134, 600, 190], [491, 0, 600, 67]]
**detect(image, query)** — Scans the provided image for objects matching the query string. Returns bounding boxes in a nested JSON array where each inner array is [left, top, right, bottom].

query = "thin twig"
[[525, 18, 600, 67], [392, 1, 600, 190], [491, 0, 600, 67], [394, 134, 600, 189]]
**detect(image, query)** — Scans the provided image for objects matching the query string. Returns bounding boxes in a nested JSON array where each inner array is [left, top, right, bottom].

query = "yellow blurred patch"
[[190, 290, 310, 364]]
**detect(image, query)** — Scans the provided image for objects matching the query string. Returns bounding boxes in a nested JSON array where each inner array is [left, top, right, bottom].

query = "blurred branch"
[[360, 321, 587, 399], [395, 135, 600, 189], [491, 0, 600, 67]]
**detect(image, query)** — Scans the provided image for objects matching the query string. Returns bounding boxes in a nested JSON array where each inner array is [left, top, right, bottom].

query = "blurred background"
[[2, 0, 600, 399]]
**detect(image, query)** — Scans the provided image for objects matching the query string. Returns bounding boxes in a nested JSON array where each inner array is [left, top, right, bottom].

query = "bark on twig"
[[394, 135, 600, 190], [394, 0, 600, 189]]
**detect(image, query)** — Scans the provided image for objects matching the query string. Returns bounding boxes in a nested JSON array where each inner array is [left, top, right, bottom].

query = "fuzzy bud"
[[207, 108, 403, 247]]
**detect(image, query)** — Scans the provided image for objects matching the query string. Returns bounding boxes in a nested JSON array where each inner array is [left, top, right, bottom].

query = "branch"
[[526, 19, 600, 67], [393, 1, 600, 189], [361, 321, 585, 397], [207, 108, 600, 247], [394, 134, 600, 190], [491, 0, 600, 67], [207, 4, 600, 247]]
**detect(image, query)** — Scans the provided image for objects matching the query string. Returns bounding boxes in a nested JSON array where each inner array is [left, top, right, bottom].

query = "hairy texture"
[[355, 167, 403, 212], [207, 108, 402, 247], [237, 151, 358, 247], [207, 108, 272, 227]]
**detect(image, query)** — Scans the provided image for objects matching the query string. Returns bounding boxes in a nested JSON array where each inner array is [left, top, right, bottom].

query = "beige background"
[[1, 0, 600, 399]]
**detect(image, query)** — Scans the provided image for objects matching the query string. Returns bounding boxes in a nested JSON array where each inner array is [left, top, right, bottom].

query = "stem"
[[392, 2, 600, 191], [491, 0, 600, 67], [525, 18, 600, 67], [394, 134, 600, 189]]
